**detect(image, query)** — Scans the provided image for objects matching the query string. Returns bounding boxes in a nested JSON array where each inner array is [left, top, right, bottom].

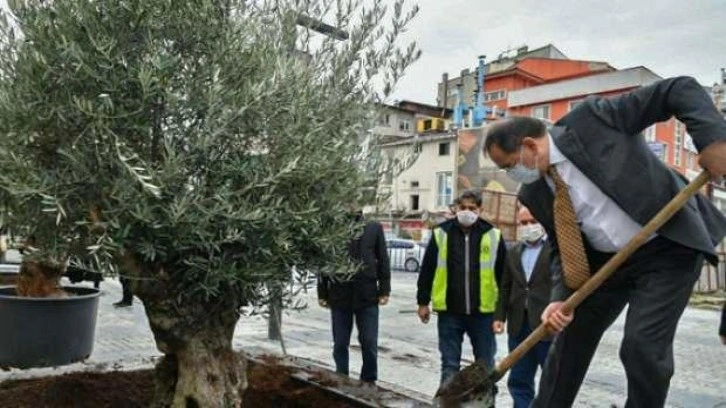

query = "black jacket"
[[317, 221, 391, 310], [417, 218, 507, 315], [519, 76, 726, 301], [494, 240, 552, 338], [720, 302, 726, 337]]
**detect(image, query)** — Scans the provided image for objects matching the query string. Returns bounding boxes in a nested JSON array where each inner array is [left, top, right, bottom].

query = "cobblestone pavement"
[[1, 268, 724, 407]]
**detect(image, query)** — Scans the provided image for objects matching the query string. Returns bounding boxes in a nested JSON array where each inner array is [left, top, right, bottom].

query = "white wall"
[[379, 136, 457, 213], [371, 108, 416, 139]]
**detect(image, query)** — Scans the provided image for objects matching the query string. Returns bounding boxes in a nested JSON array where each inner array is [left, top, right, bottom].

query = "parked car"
[[386, 239, 425, 272]]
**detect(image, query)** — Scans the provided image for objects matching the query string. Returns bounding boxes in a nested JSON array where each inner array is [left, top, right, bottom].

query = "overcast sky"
[[391, 0, 726, 104], [2, 0, 723, 106]]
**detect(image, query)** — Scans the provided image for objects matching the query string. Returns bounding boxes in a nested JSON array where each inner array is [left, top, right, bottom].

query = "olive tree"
[[0, 0, 419, 406]]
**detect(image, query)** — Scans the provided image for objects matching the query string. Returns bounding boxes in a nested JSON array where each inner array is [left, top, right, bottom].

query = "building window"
[[643, 125, 656, 143], [686, 152, 694, 169], [383, 169, 393, 184], [674, 123, 683, 166], [413, 143, 423, 153], [483, 90, 507, 102], [439, 142, 450, 156], [647, 142, 667, 162], [383, 168, 393, 186], [569, 100, 584, 111], [410, 181, 419, 188], [410, 195, 420, 211], [662, 145, 669, 164], [378, 113, 390, 126], [436, 172, 453, 208], [676, 120, 684, 135], [531, 104, 550, 120], [422, 119, 433, 131], [399, 119, 412, 132]]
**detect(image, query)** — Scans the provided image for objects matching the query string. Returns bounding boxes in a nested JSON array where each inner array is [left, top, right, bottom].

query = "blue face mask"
[[506, 149, 541, 185]]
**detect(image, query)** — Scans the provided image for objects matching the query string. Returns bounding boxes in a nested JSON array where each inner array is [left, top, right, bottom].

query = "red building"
[[438, 45, 700, 175], [506, 66, 700, 175]]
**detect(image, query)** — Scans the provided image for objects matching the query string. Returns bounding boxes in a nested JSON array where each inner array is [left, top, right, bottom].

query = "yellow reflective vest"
[[431, 227, 501, 313]]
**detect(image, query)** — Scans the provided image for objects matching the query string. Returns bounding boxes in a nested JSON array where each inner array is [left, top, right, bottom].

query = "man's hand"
[[699, 141, 726, 180], [541, 301, 573, 332], [417, 305, 431, 324], [318, 299, 329, 308], [379, 296, 390, 306], [721, 335, 726, 345], [492, 320, 505, 334]]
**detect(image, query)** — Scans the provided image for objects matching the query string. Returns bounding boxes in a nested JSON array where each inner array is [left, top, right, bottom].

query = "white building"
[[372, 105, 417, 140], [378, 132, 457, 215]]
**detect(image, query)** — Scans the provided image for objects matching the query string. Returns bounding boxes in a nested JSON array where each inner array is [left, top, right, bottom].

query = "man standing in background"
[[318, 211, 391, 385], [493, 207, 552, 408]]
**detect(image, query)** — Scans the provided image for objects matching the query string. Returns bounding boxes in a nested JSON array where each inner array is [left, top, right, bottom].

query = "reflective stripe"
[[478, 229, 501, 313], [431, 229, 448, 311], [431, 227, 501, 313]]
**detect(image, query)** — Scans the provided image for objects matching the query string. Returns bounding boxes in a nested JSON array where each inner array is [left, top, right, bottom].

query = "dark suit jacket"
[[317, 221, 391, 310], [494, 240, 552, 338], [519, 76, 726, 301]]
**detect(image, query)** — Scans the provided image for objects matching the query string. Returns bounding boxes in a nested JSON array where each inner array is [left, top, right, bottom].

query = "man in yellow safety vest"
[[417, 190, 507, 387]]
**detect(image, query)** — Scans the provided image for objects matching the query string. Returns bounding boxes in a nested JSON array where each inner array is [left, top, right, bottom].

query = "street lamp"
[[295, 14, 349, 41]]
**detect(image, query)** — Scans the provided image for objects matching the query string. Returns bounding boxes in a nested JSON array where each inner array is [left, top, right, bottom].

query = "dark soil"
[[0, 357, 360, 408]]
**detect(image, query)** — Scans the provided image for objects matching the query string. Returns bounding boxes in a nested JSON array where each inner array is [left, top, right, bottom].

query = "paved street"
[[1, 269, 724, 407]]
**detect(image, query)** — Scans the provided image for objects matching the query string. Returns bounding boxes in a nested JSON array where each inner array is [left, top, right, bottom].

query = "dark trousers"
[[120, 277, 133, 303], [437, 311, 496, 386], [532, 237, 703, 408], [508, 314, 551, 408], [331, 305, 379, 382]]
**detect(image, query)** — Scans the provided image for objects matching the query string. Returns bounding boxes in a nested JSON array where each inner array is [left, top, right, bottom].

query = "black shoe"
[[113, 300, 132, 307]]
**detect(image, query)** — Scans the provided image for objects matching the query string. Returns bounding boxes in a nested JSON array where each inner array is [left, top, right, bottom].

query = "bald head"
[[518, 207, 535, 225], [484, 117, 552, 179]]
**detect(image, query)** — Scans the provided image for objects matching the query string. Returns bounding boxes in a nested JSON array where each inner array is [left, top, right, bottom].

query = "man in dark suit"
[[493, 206, 552, 408], [317, 212, 391, 385], [483, 76, 726, 407]]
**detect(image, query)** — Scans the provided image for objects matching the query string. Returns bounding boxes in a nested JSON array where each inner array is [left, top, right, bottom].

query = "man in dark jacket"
[[484, 76, 726, 407], [317, 213, 390, 384], [493, 206, 552, 408], [417, 190, 507, 387]]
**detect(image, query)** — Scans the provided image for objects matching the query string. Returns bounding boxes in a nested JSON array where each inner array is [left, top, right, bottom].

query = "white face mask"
[[456, 210, 479, 227], [506, 149, 541, 185], [519, 223, 545, 243]]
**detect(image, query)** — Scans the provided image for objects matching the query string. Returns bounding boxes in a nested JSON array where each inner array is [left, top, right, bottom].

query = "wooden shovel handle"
[[495, 170, 711, 377]]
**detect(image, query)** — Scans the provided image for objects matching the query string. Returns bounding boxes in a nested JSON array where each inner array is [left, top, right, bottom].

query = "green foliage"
[[0, 0, 419, 304]]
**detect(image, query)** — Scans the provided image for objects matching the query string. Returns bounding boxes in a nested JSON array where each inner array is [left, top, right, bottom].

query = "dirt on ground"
[[0, 357, 361, 408]]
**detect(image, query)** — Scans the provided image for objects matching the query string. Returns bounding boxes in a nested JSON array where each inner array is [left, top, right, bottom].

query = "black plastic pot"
[[0, 264, 19, 286], [0, 286, 101, 369]]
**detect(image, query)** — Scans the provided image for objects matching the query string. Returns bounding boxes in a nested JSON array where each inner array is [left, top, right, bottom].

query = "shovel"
[[434, 170, 712, 407]]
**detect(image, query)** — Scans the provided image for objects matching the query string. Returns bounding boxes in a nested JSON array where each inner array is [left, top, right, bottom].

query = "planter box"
[[0, 286, 101, 369], [0, 351, 433, 407]]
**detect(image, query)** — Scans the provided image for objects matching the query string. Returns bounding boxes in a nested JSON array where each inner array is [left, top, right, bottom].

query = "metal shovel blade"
[[434, 360, 498, 407]]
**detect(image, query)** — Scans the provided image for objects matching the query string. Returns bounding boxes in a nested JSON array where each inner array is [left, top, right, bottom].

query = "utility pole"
[[267, 14, 348, 343]]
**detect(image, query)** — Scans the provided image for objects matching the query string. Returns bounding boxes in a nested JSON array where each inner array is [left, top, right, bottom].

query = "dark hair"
[[483, 116, 547, 155], [458, 190, 483, 207]]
